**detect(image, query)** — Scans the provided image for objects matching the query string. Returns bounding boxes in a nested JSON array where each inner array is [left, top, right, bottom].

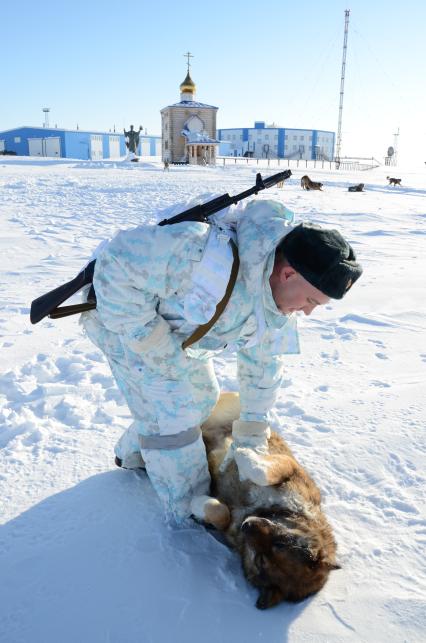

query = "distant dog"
[[348, 183, 364, 192], [301, 175, 323, 191], [194, 393, 339, 610], [387, 176, 401, 186], [163, 160, 170, 171], [276, 175, 290, 189]]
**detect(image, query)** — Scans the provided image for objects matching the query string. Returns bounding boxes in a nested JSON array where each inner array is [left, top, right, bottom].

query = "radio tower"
[[335, 9, 350, 166], [42, 108, 50, 128]]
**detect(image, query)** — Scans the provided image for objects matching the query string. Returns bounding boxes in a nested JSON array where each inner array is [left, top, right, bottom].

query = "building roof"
[[163, 100, 218, 110], [0, 125, 161, 138], [181, 129, 219, 144], [217, 124, 335, 134]]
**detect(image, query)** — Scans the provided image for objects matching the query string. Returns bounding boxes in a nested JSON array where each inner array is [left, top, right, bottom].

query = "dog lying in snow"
[[348, 183, 364, 192], [300, 175, 323, 191], [192, 393, 339, 609]]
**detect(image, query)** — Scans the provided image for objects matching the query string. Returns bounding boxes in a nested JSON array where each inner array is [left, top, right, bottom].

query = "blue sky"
[[2, 0, 425, 162]]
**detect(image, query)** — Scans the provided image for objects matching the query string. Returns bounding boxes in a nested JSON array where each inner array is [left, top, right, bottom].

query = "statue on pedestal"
[[124, 125, 143, 159]]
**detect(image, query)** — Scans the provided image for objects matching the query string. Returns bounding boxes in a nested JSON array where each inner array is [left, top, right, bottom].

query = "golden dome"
[[180, 71, 196, 93]]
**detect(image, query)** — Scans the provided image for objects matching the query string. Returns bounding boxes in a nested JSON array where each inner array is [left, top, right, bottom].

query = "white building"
[[218, 121, 335, 161]]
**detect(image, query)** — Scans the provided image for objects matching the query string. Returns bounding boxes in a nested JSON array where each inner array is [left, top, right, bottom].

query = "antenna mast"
[[335, 9, 350, 165], [42, 107, 50, 128], [393, 127, 400, 165]]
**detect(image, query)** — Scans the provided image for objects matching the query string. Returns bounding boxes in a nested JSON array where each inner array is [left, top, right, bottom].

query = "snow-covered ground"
[[0, 157, 425, 643]]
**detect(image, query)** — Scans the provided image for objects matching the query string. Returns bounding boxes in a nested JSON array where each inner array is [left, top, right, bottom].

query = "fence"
[[217, 156, 380, 171]]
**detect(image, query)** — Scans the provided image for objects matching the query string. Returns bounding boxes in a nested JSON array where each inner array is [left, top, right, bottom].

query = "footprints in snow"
[[0, 350, 127, 453]]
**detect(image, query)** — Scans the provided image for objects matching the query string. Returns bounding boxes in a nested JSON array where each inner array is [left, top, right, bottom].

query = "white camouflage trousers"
[[81, 311, 220, 523]]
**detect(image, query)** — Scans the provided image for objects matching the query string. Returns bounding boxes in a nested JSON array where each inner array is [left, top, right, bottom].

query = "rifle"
[[30, 169, 292, 325]]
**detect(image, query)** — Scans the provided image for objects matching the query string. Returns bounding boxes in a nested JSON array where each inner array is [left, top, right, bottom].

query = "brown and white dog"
[[192, 393, 339, 610], [387, 176, 401, 186], [301, 175, 323, 191]]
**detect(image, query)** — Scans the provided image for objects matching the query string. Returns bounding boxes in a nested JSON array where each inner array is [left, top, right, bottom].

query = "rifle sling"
[[182, 239, 239, 351], [47, 240, 240, 352], [49, 301, 97, 319]]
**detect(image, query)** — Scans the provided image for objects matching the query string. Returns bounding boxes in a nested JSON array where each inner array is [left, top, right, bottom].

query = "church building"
[[161, 61, 219, 165]]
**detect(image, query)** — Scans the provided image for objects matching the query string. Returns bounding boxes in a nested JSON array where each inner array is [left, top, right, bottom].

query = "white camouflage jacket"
[[92, 197, 300, 429]]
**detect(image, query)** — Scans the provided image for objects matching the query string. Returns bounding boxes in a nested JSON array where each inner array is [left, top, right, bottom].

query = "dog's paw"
[[190, 495, 231, 531], [234, 447, 272, 486], [234, 448, 296, 486]]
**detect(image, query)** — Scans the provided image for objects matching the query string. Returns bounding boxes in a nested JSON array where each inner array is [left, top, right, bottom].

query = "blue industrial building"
[[0, 126, 161, 160], [218, 121, 335, 161]]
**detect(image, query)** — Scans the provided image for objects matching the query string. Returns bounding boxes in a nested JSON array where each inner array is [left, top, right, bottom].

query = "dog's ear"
[[320, 560, 341, 571], [256, 585, 285, 610]]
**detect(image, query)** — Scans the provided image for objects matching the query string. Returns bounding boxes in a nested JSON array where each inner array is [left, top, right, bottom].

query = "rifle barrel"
[[159, 170, 292, 227]]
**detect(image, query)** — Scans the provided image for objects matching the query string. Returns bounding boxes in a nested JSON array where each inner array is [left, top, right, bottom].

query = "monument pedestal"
[[126, 152, 139, 163]]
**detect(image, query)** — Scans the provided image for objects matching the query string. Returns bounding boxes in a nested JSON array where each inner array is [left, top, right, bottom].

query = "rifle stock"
[[30, 260, 96, 324]]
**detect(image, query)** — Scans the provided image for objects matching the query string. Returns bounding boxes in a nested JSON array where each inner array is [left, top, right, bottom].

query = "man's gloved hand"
[[229, 419, 273, 486]]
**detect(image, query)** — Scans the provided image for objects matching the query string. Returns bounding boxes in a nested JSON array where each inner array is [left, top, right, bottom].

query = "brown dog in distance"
[[192, 393, 339, 610], [301, 175, 323, 191]]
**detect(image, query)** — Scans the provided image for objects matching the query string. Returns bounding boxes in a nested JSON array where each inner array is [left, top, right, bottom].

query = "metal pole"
[[42, 108, 50, 128], [393, 127, 400, 166], [335, 9, 350, 165]]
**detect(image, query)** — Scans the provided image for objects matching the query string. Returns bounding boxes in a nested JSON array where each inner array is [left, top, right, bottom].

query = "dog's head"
[[239, 511, 339, 609]]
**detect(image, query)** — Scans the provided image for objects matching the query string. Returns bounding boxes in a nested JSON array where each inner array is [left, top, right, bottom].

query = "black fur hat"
[[279, 223, 363, 299]]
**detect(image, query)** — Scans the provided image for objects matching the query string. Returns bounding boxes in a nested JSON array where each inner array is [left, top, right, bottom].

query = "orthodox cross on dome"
[[184, 51, 194, 73]]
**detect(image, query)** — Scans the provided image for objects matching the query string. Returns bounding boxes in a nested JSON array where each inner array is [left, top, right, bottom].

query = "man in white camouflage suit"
[[81, 197, 362, 524]]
